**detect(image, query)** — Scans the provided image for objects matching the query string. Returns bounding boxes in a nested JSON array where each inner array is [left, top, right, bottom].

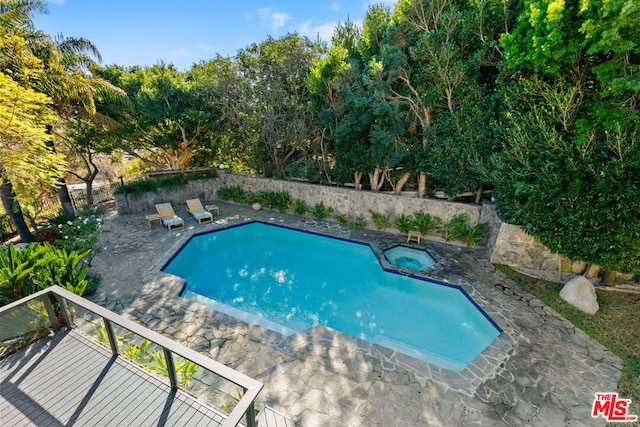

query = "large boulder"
[[560, 276, 599, 314]]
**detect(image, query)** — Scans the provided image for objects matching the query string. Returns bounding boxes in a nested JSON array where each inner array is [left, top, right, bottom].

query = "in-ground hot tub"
[[384, 246, 436, 271]]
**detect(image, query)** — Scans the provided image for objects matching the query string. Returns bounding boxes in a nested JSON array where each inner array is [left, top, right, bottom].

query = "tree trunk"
[[0, 178, 34, 243], [46, 140, 74, 215], [353, 172, 362, 189], [368, 168, 384, 191], [392, 172, 411, 194], [417, 172, 427, 198]]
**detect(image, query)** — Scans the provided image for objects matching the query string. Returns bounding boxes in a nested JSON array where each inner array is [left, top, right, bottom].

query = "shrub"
[[348, 216, 367, 229], [464, 221, 490, 247], [216, 186, 253, 204], [334, 213, 349, 224], [48, 205, 103, 254], [439, 213, 468, 242], [116, 169, 217, 195], [395, 214, 413, 233], [311, 202, 333, 219], [368, 209, 393, 230], [0, 243, 91, 305], [256, 190, 292, 212], [293, 199, 308, 215], [412, 211, 439, 235]]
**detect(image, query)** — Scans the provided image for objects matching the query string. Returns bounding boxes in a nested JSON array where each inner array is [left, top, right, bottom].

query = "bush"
[[334, 213, 349, 224], [395, 214, 413, 233], [293, 199, 308, 215], [0, 243, 91, 305], [310, 202, 333, 219], [216, 186, 254, 204], [348, 216, 367, 229], [412, 211, 439, 235], [369, 209, 393, 230], [48, 206, 103, 254], [439, 213, 468, 242], [255, 190, 292, 212], [116, 169, 218, 195]]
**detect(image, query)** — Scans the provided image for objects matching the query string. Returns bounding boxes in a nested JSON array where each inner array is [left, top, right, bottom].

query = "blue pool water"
[[163, 222, 500, 371]]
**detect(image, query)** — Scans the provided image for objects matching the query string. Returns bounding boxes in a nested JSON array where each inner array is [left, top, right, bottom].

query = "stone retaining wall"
[[115, 170, 565, 272]]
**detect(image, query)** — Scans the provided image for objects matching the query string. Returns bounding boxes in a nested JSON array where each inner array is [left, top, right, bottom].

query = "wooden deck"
[[0, 330, 227, 426]]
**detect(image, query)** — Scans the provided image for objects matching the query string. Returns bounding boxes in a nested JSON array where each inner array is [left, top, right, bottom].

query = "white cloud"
[[331, 2, 340, 10], [298, 20, 336, 43], [256, 7, 291, 32], [271, 12, 291, 31]]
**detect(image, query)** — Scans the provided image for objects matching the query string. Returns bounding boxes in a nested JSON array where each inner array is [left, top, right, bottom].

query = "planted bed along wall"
[[115, 170, 567, 272]]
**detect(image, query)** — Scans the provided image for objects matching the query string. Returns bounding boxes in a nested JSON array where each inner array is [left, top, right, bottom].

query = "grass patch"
[[497, 265, 640, 419]]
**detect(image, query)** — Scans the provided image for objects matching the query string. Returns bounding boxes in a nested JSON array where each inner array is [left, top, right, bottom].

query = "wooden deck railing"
[[0, 286, 263, 427]]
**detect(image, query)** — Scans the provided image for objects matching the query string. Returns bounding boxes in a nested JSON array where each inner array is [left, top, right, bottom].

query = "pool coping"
[[154, 218, 517, 396]]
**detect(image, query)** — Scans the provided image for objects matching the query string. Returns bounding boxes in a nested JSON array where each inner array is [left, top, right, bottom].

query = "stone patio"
[[87, 201, 623, 426]]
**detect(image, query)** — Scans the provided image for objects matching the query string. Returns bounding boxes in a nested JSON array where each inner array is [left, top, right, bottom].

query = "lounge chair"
[[186, 199, 213, 223], [155, 203, 185, 230]]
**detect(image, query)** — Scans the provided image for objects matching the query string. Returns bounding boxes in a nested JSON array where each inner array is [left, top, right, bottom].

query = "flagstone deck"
[[87, 201, 623, 426]]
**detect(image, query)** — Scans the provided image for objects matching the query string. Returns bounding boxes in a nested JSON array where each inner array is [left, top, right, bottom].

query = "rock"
[[559, 276, 599, 314], [252, 202, 262, 211]]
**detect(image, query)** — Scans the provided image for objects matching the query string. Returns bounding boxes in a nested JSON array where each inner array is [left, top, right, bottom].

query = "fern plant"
[[333, 213, 348, 224], [439, 213, 469, 242], [348, 216, 367, 229], [412, 211, 438, 235], [368, 209, 392, 230], [293, 199, 308, 215], [395, 214, 413, 233], [464, 221, 490, 247], [311, 202, 333, 219]]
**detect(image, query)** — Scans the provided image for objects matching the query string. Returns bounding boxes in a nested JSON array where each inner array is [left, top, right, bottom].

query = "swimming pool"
[[163, 222, 501, 372]]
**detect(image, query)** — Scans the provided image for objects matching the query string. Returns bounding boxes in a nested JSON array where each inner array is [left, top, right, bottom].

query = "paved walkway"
[[88, 202, 623, 426]]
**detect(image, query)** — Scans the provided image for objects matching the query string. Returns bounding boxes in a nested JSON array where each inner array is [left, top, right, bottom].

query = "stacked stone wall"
[[115, 170, 567, 272]]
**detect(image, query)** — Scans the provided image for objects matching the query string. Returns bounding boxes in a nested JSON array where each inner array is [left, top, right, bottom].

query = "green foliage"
[[368, 209, 392, 230], [255, 190, 292, 213], [0, 244, 91, 305], [310, 202, 334, 219], [348, 216, 367, 229], [0, 244, 47, 304], [438, 213, 469, 242], [293, 199, 308, 215], [395, 214, 413, 233], [123, 339, 198, 388], [464, 222, 490, 248], [49, 205, 103, 253], [411, 211, 439, 235], [117, 172, 216, 196], [333, 213, 349, 224], [216, 185, 253, 204]]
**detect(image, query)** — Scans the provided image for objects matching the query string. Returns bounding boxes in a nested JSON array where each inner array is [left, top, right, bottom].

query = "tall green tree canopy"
[[494, 0, 640, 273]]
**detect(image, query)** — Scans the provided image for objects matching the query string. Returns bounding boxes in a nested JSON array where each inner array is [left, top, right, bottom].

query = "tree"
[[95, 63, 212, 171], [234, 34, 324, 178], [0, 72, 65, 242], [495, 0, 640, 275]]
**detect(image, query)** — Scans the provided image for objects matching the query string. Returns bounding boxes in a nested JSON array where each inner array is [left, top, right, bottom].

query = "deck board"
[[0, 330, 227, 427]]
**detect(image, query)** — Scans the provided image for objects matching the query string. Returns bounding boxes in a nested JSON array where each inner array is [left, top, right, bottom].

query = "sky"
[[34, 0, 398, 71]]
